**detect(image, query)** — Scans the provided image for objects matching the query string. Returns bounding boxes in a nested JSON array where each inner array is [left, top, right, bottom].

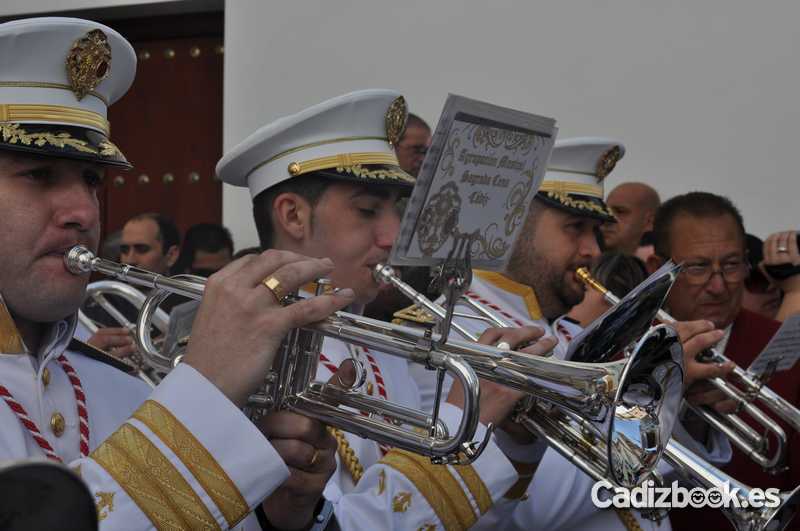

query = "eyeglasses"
[[680, 259, 748, 286]]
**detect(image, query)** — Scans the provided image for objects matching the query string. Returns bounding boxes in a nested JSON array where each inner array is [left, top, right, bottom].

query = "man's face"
[[663, 214, 746, 329], [601, 186, 652, 254], [303, 182, 402, 304], [0, 152, 102, 322], [508, 204, 602, 319], [120, 218, 174, 275], [395, 125, 431, 177]]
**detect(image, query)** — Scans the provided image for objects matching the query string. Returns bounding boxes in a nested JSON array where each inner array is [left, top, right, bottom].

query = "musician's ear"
[[272, 192, 313, 244], [645, 253, 663, 275]]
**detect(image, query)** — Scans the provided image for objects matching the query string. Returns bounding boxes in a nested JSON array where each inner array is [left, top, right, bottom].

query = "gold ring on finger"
[[261, 275, 286, 304], [309, 448, 320, 467], [778, 245, 789, 253]]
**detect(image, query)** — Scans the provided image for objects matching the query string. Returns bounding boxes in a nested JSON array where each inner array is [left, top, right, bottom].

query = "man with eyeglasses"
[[646, 191, 798, 528], [394, 113, 431, 178]]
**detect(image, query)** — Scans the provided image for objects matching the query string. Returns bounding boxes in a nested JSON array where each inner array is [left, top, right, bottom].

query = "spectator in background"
[[173, 223, 234, 277], [80, 213, 181, 356], [600, 182, 660, 254], [760, 230, 800, 321], [741, 233, 783, 321], [634, 230, 656, 263], [394, 113, 431, 178], [120, 212, 180, 275]]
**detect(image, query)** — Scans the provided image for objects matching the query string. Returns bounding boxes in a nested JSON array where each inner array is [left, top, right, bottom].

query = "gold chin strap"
[[0, 295, 27, 354]]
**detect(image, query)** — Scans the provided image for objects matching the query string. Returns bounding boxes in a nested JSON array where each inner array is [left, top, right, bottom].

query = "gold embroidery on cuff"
[[92, 423, 219, 530], [452, 465, 492, 515], [380, 449, 477, 531], [133, 400, 248, 527]]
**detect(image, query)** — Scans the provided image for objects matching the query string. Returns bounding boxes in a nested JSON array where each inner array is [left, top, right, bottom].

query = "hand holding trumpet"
[[182, 249, 356, 408]]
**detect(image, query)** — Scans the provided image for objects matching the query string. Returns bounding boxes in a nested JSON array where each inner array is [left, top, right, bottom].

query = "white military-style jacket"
[[304, 290, 529, 530], [407, 270, 669, 531], [0, 315, 288, 530]]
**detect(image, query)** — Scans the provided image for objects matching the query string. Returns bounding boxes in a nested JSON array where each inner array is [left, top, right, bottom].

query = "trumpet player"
[[404, 138, 732, 530], [645, 191, 798, 530], [217, 89, 558, 530], [0, 17, 360, 530]]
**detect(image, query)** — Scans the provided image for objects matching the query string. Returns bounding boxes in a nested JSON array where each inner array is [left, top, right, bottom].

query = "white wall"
[[0, 0, 219, 19], [223, 0, 800, 250], [0, 0, 179, 17]]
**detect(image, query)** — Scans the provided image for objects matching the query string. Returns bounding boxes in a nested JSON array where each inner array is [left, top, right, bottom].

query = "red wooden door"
[[101, 14, 224, 240]]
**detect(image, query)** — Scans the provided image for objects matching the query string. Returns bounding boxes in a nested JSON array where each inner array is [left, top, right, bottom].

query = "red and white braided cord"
[[57, 354, 90, 457], [464, 290, 525, 327], [320, 348, 391, 455], [0, 355, 89, 462]]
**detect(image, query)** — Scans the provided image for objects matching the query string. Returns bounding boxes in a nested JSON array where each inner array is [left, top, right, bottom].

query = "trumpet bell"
[[608, 324, 683, 487]]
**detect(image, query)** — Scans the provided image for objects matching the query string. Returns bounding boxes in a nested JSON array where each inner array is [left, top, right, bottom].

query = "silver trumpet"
[[663, 440, 800, 531], [78, 280, 172, 387], [65, 245, 486, 464], [374, 263, 685, 488], [79, 280, 170, 336], [577, 267, 797, 474]]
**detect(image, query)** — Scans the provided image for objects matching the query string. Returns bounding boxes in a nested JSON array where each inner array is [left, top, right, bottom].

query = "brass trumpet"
[[577, 267, 797, 474], [374, 263, 685, 488]]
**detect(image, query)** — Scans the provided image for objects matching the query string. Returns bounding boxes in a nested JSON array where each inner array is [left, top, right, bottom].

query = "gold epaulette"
[[68, 338, 136, 374], [392, 304, 437, 326], [0, 294, 27, 354]]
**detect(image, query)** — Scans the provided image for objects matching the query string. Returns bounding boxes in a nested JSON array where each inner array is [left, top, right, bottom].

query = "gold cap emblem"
[[385, 96, 408, 146], [66, 29, 112, 101], [596, 145, 622, 181]]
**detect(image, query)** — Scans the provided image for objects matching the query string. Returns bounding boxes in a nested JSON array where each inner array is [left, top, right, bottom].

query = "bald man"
[[600, 181, 660, 254]]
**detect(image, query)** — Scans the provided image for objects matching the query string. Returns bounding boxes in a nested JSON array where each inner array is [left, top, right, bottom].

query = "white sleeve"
[[72, 364, 288, 530], [332, 403, 521, 531]]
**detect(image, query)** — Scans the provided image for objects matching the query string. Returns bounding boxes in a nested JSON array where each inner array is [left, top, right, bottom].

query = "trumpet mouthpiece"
[[64, 245, 95, 275], [576, 267, 607, 295], [372, 263, 396, 284]]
